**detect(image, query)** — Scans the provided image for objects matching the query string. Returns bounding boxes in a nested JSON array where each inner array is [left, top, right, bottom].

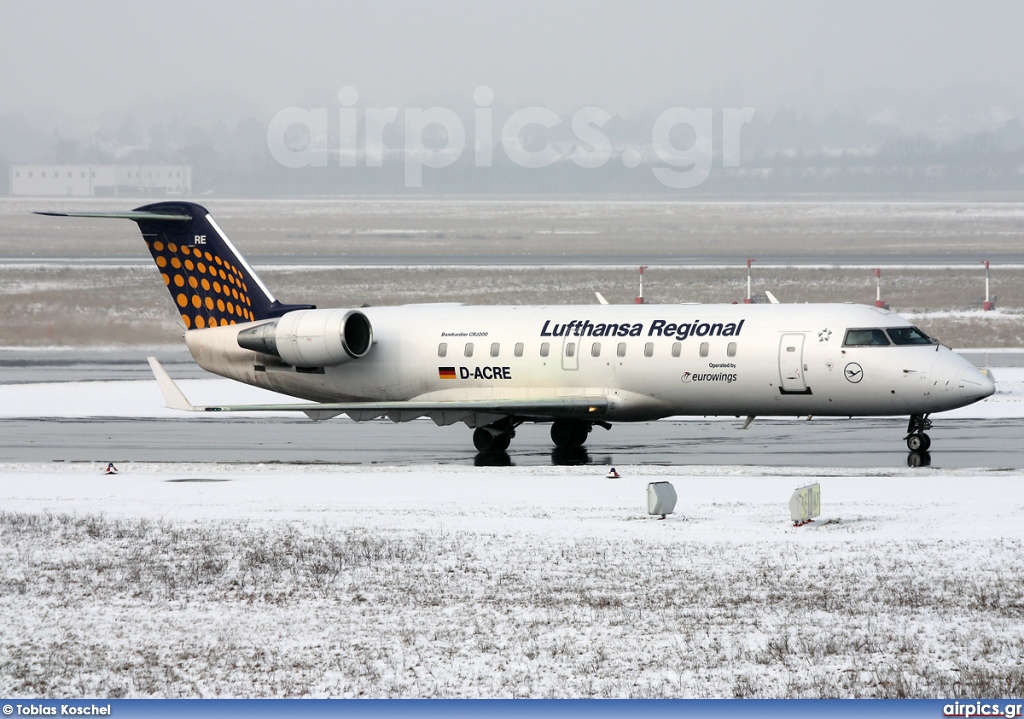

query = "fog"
[[4, 1, 1023, 118], [2, 1, 1023, 195]]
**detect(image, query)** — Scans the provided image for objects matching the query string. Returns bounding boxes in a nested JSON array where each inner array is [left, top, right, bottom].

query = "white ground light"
[[1, 367, 1023, 697]]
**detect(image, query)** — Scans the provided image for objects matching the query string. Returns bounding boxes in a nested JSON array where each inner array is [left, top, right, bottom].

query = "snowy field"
[[1, 366, 1024, 698], [8, 198, 1024, 260], [4, 197, 1024, 348], [2, 463, 1024, 698], [3, 262, 1022, 348]]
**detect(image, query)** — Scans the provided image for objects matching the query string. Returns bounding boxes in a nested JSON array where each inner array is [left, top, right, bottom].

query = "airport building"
[[9, 164, 191, 196]]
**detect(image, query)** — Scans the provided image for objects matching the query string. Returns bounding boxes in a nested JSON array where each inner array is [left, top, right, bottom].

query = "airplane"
[[40, 202, 995, 455]]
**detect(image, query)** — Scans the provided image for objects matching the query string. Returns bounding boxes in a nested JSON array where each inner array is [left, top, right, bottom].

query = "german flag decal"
[[439, 367, 457, 380]]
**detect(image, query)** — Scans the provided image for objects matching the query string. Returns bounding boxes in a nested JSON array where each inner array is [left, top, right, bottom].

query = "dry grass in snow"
[[2, 510, 1023, 698]]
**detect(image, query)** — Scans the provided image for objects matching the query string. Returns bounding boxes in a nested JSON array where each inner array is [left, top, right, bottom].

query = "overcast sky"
[[2, 1, 1022, 124]]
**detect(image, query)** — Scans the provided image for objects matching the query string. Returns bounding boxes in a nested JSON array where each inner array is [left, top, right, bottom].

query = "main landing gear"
[[905, 414, 933, 452], [473, 418, 519, 453], [473, 418, 605, 452], [473, 427, 513, 453], [550, 419, 592, 449]]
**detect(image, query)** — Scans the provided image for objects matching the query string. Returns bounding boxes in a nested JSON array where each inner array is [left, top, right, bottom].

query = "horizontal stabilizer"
[[35, 211, 191, 221], [42, 202, 316, 325]]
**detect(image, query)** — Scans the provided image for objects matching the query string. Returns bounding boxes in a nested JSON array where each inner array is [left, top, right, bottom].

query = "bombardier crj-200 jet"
[[42, 203, 995, 454]]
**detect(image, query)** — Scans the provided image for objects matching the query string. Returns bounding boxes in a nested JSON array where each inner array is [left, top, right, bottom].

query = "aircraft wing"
[[148, 357, 607, 425]]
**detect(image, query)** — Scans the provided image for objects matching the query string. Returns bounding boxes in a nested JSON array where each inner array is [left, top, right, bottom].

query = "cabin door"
[[778, 333, 808, 393]]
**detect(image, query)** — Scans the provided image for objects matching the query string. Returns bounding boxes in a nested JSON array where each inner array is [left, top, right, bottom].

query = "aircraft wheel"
[[474, 428, 512, 453], [550, 419, 591, 448], [906, 433, 931, 452], [473, 428, 496, 452]]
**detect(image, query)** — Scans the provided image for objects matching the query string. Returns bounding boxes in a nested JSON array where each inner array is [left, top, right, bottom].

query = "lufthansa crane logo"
[[844, 362, 864, 383]]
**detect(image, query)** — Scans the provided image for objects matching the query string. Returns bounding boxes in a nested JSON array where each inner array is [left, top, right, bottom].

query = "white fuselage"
[[184, 302, 994, 424]]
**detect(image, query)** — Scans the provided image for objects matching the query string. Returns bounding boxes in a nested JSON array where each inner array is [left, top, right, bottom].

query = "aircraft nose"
[[957, 365, 996, 401], [928, 351, 996, 406]]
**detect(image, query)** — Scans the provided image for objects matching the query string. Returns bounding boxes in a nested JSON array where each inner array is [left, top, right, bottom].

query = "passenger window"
[[644, 342, 654, 357], [699, 342, 709, 357], [727, 342, 737, 357], [844, 329, 891, 346], [617, 342, 627, 357], [540, 342, 550, 357], [591, 342, 601, 357], [671, 342, 681, 358], [465, 342, 474, 357], [566, 342, 576, 358], [514, 342, 524, 357], [490, 342, 500, 357], [438, 342, 447, 358]]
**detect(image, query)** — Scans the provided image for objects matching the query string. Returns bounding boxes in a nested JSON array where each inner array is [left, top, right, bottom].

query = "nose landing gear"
[[905, 414, 933, 452]]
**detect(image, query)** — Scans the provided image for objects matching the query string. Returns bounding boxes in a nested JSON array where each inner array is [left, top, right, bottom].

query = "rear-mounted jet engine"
[[237, 309, 373, 367]]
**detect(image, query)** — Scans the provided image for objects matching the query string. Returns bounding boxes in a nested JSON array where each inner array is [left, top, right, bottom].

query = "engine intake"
[[237, 309, 373, 367]]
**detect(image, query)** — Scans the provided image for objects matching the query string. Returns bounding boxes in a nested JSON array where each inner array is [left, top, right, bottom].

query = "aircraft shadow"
[[907, 451, 932, 468], [474, 451, 513, 467]]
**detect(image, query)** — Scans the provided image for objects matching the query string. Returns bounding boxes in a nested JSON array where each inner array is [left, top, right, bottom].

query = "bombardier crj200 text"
[[42, 203, 995, 454]]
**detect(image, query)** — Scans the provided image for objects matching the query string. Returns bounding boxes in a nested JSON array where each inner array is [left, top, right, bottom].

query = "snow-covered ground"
[[1, 364, 1024, 698], [2, 461, 1023, 698]]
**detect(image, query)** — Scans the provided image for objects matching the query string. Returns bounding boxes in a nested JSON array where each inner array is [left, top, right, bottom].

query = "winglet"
[[765, 290, 781, 304], [147, 357, 197, 411], [595, 292, 610, 305]]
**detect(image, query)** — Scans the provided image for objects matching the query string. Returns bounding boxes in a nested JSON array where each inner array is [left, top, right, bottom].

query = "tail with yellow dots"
[[37, 202, 315, 328]]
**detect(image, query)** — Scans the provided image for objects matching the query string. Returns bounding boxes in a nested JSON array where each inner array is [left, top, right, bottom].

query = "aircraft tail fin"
[[38, 202, 314, 328]]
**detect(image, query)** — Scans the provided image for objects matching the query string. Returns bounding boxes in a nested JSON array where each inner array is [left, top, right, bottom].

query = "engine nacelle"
[[236, 309, 373, 367]]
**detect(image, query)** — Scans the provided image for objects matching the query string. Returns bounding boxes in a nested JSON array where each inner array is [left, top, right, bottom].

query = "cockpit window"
[[843, 328, 891, 346], [887, 327, 934, 345]]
